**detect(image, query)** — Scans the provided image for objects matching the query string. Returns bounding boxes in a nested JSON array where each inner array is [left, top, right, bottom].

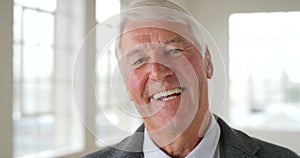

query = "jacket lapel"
[[111, 124, 145, 158], [216, 116, 259, 158], [119, 116, 261, 158]]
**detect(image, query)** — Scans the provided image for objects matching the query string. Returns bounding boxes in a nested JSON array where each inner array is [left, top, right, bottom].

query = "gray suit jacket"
[[83, 116, 299, 158]]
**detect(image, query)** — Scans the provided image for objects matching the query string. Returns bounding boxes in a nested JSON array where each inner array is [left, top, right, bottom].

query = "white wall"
[[185, 0, 300, 154]]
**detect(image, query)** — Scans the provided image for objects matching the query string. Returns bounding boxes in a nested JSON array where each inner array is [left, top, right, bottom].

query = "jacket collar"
[[112, 115, 261, 158], [216, 116, 260, 158]]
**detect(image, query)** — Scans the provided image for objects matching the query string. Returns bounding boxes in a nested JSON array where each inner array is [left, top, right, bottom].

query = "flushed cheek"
[[181, 55, 206, 83], [126, 69, 149, 106]]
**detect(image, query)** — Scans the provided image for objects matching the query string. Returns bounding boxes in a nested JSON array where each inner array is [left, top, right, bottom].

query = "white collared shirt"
[[143, 113, 221, 158]]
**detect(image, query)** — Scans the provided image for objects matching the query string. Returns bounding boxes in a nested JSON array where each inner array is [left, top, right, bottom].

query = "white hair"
[[116, 0, 207, 58]]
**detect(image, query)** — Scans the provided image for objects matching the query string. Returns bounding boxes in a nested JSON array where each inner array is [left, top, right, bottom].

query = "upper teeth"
[[152, 88, 183, 101]]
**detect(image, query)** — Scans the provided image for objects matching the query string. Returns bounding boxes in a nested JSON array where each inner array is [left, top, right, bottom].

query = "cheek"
[[173, 57, 204, 82], [189, 59, 209, 102], [187, 56, 207, 79], [125, 68, 149, 104]]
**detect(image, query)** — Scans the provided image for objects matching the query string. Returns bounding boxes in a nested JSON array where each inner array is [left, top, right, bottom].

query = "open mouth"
[[151, 87, 185, 102]]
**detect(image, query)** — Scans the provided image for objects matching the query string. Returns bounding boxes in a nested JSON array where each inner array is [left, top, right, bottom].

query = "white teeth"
[[161, 96, 177, 101], [152, 88, 183, 101]]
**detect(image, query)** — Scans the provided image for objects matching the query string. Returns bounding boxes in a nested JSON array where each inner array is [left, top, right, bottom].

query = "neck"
[[148, 111, 211, 158]]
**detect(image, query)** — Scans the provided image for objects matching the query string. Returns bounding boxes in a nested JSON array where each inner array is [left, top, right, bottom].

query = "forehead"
[[119, 21, 195, 52], [121, 28, 179, 45], [120, 27, 190, 54]]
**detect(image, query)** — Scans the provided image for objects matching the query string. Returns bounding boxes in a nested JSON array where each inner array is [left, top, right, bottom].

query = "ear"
[[204, 45, 213, 79]]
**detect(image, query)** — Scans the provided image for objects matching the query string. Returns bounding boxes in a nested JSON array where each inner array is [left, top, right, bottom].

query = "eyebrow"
[[122, 47, 146, 65], [124, 35, 188, 58], [164, 35, 187, 45], [125, 48, 141, 58]]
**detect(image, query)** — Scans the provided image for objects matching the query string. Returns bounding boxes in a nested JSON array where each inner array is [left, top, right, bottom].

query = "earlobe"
[[205, 45, 214, 79], [207, 68, 212, 78]]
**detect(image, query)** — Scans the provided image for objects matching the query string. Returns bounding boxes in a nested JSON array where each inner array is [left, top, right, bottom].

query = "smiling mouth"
[[151, 87, 185, 102]]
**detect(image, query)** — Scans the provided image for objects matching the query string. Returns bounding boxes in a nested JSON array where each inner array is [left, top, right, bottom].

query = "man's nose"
[[149, 62, 174, 81]]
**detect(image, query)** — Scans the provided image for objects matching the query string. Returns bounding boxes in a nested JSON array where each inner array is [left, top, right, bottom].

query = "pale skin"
[[119, 23, 214, 158]]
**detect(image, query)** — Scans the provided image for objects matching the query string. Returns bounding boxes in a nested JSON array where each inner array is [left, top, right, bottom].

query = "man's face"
[[119, 25, 212, 133]]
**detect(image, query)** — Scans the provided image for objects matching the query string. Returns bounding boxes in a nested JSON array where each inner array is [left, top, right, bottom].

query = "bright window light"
[[96, 0, 120, 23], [95, 0, 143, 146], [13, 0, 82, 157], [229, 12, 300, 131]]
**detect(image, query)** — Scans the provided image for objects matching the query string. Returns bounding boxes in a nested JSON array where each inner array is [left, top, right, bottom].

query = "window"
[[95, 0, 143, 146], [13, 0, 82, 157], [229, 12, 300, 131]]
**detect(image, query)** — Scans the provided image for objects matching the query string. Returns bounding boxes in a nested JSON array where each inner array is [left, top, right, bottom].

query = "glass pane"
[[14, 115, 56, 157], [23, 45, 54, 80], [96, 46, 113, 79], [35, 0, 57, 12], [13, 44, 22, 81], [22, 81, 52, 115], [39, 82, 53, 113], [95, 0, 142, 146], [22, 82, 38, 114], [229, 12, 300, 131], [13, 0, 83, 157], [13, 83, 21, 114], [23, 9, 54, 45], [14, 0, 57, 12], [96, 0, 120, 23], [13, 5, 22, 42], [14, 0, 36, 10]]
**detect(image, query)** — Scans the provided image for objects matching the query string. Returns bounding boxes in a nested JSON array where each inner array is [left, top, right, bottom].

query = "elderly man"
[[83, 0, 299, 157]]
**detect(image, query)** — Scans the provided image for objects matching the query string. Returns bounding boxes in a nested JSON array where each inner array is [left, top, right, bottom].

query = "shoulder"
[[82, 136, 144, 158], [216, 115, 299, 158], [82, 146, 115, 158], [82, 124, 145, 158], [252, 137, 299, 158]]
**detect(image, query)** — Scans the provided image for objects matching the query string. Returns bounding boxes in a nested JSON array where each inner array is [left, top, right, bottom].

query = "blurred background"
[[1, 0, 300, 157]]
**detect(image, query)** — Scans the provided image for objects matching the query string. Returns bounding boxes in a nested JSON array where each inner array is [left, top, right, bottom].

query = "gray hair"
[[116, 0, 207, 58]]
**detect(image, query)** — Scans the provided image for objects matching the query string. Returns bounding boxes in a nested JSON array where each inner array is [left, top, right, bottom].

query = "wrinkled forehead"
[[114, 6, 207, 58], [119, 21, 195, 53]]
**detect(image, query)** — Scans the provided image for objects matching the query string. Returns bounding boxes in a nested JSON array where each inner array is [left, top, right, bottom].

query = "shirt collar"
[[143, 113, 221, 158]]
